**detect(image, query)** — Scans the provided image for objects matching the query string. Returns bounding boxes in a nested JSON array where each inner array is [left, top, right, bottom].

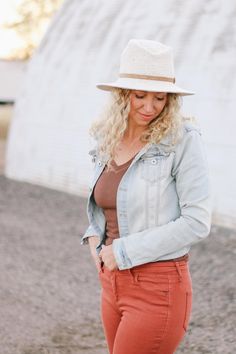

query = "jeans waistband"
[[101, 254, 189, 276], [129, 254, 189, 270]]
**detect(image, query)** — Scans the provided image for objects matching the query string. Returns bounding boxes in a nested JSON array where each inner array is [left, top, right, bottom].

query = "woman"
[[81, 39, 211, 354]]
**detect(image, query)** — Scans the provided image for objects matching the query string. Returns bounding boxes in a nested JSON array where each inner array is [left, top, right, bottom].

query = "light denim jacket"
[[81, 122, 212, 270]]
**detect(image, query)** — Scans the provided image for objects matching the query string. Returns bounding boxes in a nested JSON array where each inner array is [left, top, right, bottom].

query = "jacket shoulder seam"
[[183, 120, 202, 135]]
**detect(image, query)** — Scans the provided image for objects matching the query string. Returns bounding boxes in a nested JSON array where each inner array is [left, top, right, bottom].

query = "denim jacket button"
[[151, 159, 157, 164]]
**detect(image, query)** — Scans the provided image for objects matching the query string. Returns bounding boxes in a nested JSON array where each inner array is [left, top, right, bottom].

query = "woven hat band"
[[119, 73, 176, 84]]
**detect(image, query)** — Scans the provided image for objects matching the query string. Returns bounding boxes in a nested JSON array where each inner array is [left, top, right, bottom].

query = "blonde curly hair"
[[89, 88, 184, 170]]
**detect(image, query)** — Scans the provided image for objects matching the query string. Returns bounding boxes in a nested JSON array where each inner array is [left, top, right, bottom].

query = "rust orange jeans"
[[98, 258, 192, 354]]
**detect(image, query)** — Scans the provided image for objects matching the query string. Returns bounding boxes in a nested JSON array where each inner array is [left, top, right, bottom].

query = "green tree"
[[3, 0, 64, 59]]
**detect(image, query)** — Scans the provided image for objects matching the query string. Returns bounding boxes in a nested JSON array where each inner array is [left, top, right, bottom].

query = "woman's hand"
[[88, 236, 101, 272], [99, 244, 118, 271]]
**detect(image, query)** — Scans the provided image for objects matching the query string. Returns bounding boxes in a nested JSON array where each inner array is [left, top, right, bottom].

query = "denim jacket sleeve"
[[112, 128, 212, 270], [80, 147, 100, 245], [81, 224, 100, 245]]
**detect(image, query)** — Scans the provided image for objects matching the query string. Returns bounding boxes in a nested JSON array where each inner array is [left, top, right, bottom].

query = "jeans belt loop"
[[175, 261, 183, 282], [128, 269, 138, 284]]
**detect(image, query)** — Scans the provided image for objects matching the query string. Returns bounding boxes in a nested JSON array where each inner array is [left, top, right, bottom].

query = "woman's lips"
[[139, 113, 154, 120]]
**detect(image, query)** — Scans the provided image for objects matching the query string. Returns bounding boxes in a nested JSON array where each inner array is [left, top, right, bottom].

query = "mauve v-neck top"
[[93, 155, 135, 245]]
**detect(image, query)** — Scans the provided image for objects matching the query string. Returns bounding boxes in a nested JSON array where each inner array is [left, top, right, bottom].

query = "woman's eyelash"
[[135, 94, 164, 100]]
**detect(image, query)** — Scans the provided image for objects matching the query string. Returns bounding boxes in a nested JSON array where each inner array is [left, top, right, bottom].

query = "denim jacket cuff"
[[112, 239, 132, 270], [80, 225, 99, 245]]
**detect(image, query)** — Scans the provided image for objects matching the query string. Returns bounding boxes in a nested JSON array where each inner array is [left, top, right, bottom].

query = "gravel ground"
[[0, 152, 235, 353], [0, 140, 5, 174]]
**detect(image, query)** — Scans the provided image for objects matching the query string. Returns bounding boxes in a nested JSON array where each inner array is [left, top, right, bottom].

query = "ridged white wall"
[[5, 0, 236, 228], [0, 60, 26, 102]]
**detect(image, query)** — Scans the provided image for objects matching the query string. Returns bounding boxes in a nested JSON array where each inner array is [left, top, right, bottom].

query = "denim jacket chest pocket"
[[139, 151, 175, 183]]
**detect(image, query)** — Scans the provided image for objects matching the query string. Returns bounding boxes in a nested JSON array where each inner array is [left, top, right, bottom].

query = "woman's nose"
[[143, 99, 155, 113]]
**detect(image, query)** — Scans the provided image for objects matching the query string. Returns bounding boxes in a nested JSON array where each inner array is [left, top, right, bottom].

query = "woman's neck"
[[124, 124, 147, 141]]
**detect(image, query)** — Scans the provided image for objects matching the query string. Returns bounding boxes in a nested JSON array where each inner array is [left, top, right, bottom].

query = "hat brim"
[[96, 77, 194, 96]]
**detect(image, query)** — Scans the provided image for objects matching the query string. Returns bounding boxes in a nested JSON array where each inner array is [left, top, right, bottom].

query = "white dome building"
[[5, 0, 236, 228]]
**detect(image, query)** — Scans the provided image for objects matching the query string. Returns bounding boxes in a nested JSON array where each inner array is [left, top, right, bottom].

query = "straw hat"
[[96, 39, 194, 96]]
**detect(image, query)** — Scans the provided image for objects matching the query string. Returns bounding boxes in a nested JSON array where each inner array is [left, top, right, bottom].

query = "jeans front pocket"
[[136, 273, 170, 294], [183, 291, 192, 331]]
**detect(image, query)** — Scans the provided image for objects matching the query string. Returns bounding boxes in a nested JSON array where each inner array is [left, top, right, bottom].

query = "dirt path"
[[0, 142, 235, 353]]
